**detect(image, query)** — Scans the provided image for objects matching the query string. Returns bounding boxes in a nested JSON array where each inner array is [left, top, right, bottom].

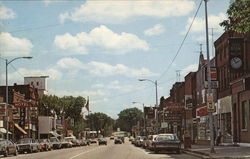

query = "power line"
[[9, 64, 24, 78], [157, 0, 203, 81]]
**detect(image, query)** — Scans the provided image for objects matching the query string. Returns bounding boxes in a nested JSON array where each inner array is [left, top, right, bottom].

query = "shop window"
[[242, 101, 249, 130], [37, 82, 39, 86]]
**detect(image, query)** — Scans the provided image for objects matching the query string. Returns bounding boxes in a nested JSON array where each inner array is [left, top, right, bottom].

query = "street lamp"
[[138, 79, 158, 107], [132, 102, 146, 136], [4, 56, 33, 140], [138, 78, 159, 134]]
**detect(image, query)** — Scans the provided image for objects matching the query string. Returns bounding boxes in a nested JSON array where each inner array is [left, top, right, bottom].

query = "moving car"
[[17, 138, 39, 153], [114, 137, 123, 144], [0, 139, 18, 157], [152, 133, 181, 154], [98, 138, 107, 145], [110, 136, 114, 140], [50, 137, 62, 149]]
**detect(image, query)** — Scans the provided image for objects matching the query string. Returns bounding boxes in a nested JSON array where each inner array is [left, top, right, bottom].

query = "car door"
[[7, 140, 14, 154]]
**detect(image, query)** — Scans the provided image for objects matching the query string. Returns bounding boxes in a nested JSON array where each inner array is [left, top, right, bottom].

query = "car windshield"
[[156, 135, 178, 141], [50, 138, 58, 142], [18, 138, 31, 144]]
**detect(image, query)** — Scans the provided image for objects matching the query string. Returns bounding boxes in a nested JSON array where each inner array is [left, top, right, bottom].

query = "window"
[[242, 101, 249, 130], [37, 82, 39, 86]]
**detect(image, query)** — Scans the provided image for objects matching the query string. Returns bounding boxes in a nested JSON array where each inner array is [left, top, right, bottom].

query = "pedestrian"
[[216, 131, 222, 146]]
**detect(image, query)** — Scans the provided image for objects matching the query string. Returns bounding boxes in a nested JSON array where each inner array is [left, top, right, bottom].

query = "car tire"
[[154, 147, 158, 154], [4, 149, 8, 157], [14, 149, 18, 156], [176, 149, 180, 154]]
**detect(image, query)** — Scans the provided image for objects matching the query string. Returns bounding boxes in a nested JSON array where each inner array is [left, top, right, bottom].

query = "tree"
[[220, 0, 250, 33], [116, 107, 143, 134], [86, 112, 114, 136]]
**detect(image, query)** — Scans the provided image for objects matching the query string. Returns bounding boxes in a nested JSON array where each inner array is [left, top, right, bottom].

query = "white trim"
[[238, 143, 250, 147]]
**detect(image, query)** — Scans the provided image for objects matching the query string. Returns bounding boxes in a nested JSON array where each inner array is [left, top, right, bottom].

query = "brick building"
[[215, 31, 250, 144], [0, 84, 39, 141]]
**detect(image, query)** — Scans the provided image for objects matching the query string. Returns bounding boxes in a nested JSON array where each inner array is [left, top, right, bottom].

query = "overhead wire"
[[157, 0, 203, 82]]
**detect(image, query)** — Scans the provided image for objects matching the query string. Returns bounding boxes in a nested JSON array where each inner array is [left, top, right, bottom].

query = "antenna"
[[176, 70, 181, 82]]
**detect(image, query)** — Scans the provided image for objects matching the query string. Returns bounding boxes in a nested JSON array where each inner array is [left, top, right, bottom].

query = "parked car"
[[64, 137, 79, 147], [135, 136, 146, 147], [17, 138, 39, 153], [80, 139, 88, 146], [129, 136, 134, 142], [39, 139, 52, 151], [146, 135, 158, 150], [98, 138, 107, 145], [60, 139, 73, 148], [0, 139, 18, 157], [152, 133, 181, 154], [50, 137, 62, 149], [114, 137, 122, 144]]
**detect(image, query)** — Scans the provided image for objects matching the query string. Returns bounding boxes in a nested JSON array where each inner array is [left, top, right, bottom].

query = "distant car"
[[146, 135, 158, 150], [50, 137, 62, 149], [114, 138, 122, 144], [17, 138, 39, 153], [60, 139, 73, 148], [39, 139, 52, 151], [64, 137, 80, 147], [129, 136, 134, 142], [89, 139, 97, 144], [152, 133, 181, 154], [0, 139, 18, 157], [98, 138, 107, 145], [135, 136, 146, 147], [110, 136, 114, 140]]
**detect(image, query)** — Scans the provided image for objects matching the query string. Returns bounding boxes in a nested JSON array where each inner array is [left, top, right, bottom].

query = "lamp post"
[[4, 56, 32, 140], [132, 102, 146, 136], [138, 79, 158, 134], [204, 0, 215, 153]]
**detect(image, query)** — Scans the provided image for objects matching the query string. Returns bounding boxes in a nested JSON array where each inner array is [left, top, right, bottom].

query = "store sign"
[[14, 102, 30, 107], [185, 96, 193, 110], [196, 106, 208, 117], [204, 81, 218, 89]]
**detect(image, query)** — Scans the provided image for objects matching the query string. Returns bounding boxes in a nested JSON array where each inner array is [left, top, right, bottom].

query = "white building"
[[24, 76, 49, 96]]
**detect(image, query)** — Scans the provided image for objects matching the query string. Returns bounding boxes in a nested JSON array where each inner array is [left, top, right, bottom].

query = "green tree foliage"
[[38, 95, 86, 136], [220, 0, 250, 33], [116, 107, 143, 133], [86, 112, 114, 136]]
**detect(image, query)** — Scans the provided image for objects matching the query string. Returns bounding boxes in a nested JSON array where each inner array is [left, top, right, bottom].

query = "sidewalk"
[[182, 144, 250, 159]]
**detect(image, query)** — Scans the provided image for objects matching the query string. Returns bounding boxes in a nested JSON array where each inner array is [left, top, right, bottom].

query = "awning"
[[0, 128, 12, 134], [14, 123, 27, 135], [49, 131, 61, 137]]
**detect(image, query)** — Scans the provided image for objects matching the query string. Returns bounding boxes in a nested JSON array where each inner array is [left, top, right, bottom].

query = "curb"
[[183, 149, 250, 159]]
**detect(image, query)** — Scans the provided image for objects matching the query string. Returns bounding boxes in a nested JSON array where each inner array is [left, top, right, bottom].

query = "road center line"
[[69, 147, 100, 159]]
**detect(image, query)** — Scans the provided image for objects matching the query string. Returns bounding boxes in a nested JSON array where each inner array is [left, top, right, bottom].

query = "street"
[[3, 139, 198, 159]]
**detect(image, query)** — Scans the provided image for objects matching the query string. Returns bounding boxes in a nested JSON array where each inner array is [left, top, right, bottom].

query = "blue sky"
[[0, 0, 230, 118]]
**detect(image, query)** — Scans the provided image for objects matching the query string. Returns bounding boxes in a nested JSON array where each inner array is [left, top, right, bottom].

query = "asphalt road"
[[3, 139, 199, 159]]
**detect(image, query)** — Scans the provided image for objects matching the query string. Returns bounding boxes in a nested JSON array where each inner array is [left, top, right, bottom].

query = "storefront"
[[196, 106, 210, 145], [218, 96, 233, 143]]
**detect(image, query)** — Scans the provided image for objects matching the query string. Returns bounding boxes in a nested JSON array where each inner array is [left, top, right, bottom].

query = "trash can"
[[184, 137, 191, 149]]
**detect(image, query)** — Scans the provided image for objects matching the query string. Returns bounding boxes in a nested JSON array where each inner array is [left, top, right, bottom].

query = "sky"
[[0, 0, 231, 118]]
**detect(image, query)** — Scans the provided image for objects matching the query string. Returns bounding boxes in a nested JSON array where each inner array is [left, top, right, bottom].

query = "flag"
[[85, 97, 89, 112]]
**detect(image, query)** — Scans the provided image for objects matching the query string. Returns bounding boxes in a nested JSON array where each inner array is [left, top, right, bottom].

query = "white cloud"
[[4, 68, 62, 83], [59, 0, 195, 23], [54, 25, 149, 55], [0, 32, 33, 56], [50, 89, 105, 98], [0, 5, 15, 20], [144, 24, 165, 36], [183, 13, 226, 33], [57, 57, 158, 77], [87, 61, 157, 77], [181, 64, 198, 77]]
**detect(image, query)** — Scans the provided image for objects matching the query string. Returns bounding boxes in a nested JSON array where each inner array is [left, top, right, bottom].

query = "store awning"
[[0, 128, 12, 134], [49, 131, 61, 137], [14, 123, 27, 135]]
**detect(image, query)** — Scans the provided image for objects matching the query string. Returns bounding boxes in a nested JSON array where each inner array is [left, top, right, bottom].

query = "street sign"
[[204, 81, 218, 89], [207, 102, 215, 112]]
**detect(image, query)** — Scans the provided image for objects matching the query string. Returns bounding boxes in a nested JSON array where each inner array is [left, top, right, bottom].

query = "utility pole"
[[204, 0, 215, 153]]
